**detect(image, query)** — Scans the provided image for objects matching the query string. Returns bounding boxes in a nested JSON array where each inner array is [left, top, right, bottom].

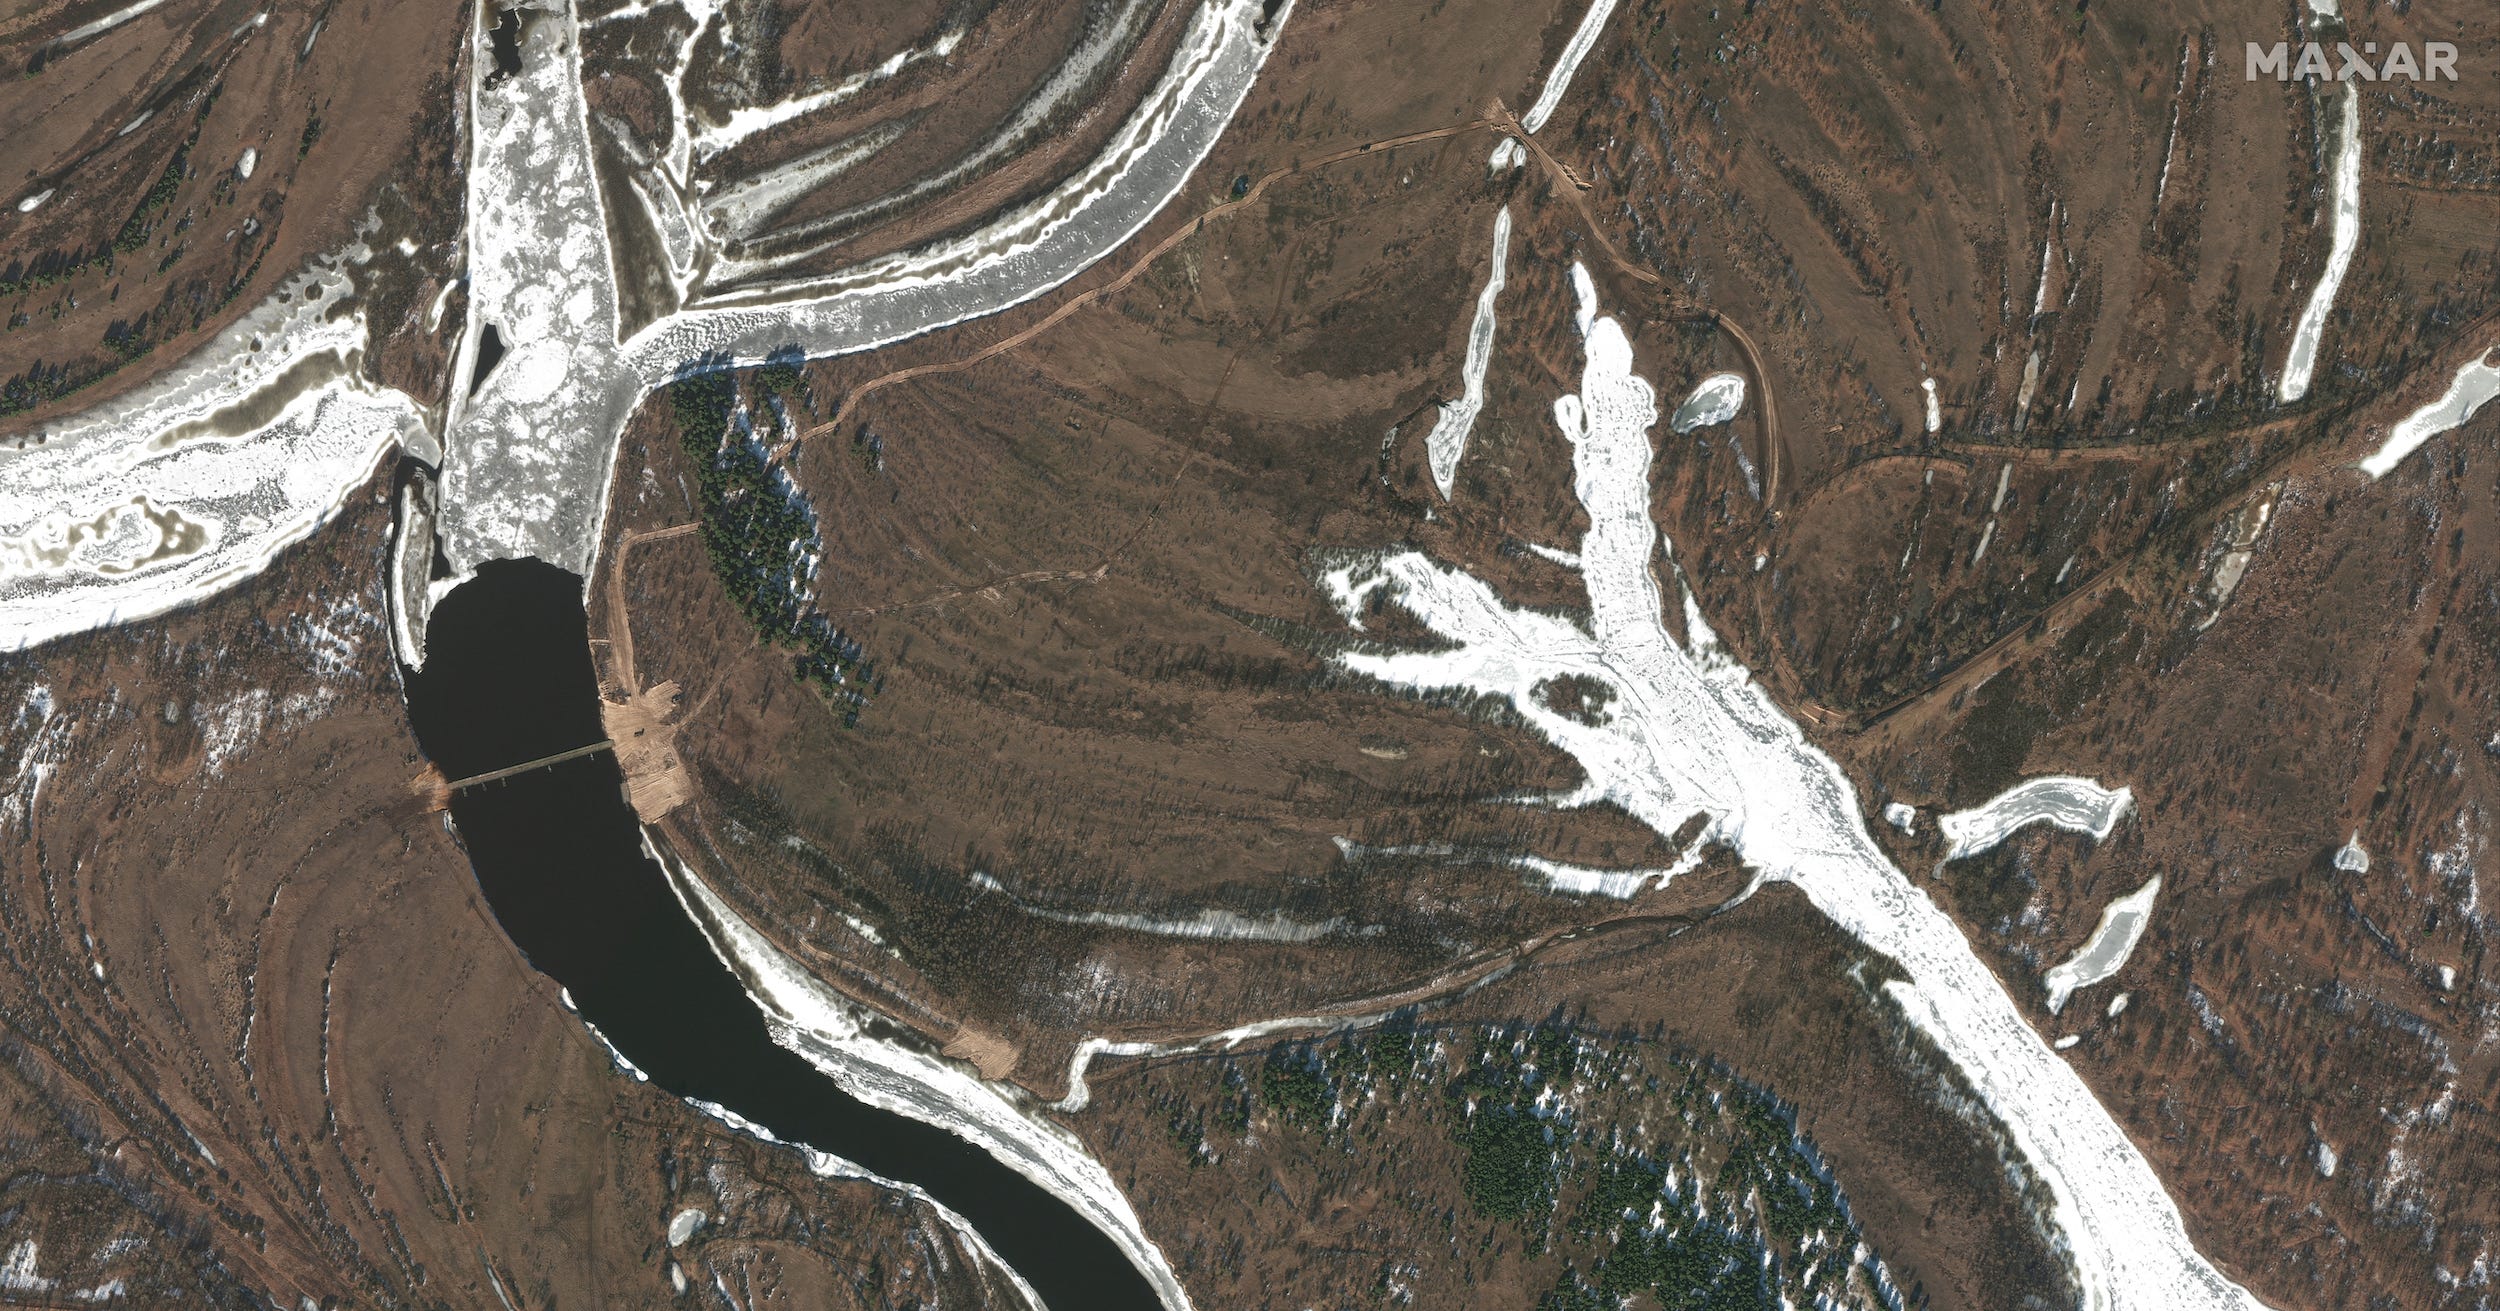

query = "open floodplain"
[[4, 0, 2500, 1307]]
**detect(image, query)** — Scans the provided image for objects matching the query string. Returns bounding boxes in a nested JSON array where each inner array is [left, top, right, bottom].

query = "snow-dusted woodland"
[[1938, 776, 2136, 862], [2278, 81, 2360, 404], [1314, 265, 2269, 1311], [1424, 207, 1510, 498], [0, 256, 422, 651], [2043, 877, 2162, 1016]]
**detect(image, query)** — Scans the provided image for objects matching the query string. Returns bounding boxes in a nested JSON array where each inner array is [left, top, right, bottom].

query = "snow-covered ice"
[[15, 190, 52, 214], [48, 0, 167, 47], [667, 1207, 707, 1246], [1669, 372, 1745, 434], [1313, 264, 2267, 1311], [1426, 208, 1510, 498], [438, 0, 1290, 589], [1921, 376, 1941, 433], [1489, 0, 1618, 167], [2361, 345, 2500, 478], [2043, 876, 2161, 1015], [0, 257, 422, 652], [1938, 777, 2134, 862], [2279, 83, 2360, 404], [1518, 0, 1620, 134]]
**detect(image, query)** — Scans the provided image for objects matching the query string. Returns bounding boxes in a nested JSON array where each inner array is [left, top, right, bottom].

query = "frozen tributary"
[[11, 0, 1292, 656], [1317, 264, 2268, 1311], [2278, 83, 2361, 404], [2044, 877, 2162, 1015], [1669, 372, 1745, 434], [0, 257, 423, 651], [1424, 207, 1510, 498], [1939, 776, 2135, 862], [2360, 344, 2500, 478], [434, 0, 1292, 591]]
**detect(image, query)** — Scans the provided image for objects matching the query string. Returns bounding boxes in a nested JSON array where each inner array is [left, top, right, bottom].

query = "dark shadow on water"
[[485, 7, 524, 79], [403, 559, 1157, 1311], [467, 323, 506, 399]]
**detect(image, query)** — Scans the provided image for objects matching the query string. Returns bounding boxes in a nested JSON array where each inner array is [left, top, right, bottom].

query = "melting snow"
[[667, 1207, 707, 1247], [0, 1242, 47, 1294], [0, 258, 421, 652], [1669, 372, 1745, 434], [1425, 208, 1511, 498], [2333, 832, 2370, 874], [1883, 802, 1916, 833], [50, 0, 167, 47], [1313, 264, 2266, 1311], [2361, 345, 2500, 478], [2279, 84, 2360, 404], [654, 838, 1193, 1311]]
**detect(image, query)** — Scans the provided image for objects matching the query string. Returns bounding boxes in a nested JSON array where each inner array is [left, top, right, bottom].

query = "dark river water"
[[401, 558, 1159, 1311]]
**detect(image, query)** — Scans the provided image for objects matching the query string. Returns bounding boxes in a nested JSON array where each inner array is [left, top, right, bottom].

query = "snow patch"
[[1311, 265, 2266, 1311], [2279, 84, 2361, 404], [2361, 345, 2500, 478], [1938, 777, 2134, 861], [1425, 208, 1510, 499], [2044, 876, 2161, 1015], [1669, 371, 1745, 434], [652, 839, 1193, 1311]]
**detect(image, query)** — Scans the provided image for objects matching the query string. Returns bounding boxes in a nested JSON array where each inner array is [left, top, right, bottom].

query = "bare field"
[[0, 0, 470, 427], [0, 489, 1040, 1310], [593, 0, 2500, 1306]]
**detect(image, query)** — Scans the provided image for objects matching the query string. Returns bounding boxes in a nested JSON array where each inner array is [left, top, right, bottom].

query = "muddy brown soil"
[[0, 0, 472, 429], [591, 0, 2500, 1307], [0, 487, 1034, 1310]]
